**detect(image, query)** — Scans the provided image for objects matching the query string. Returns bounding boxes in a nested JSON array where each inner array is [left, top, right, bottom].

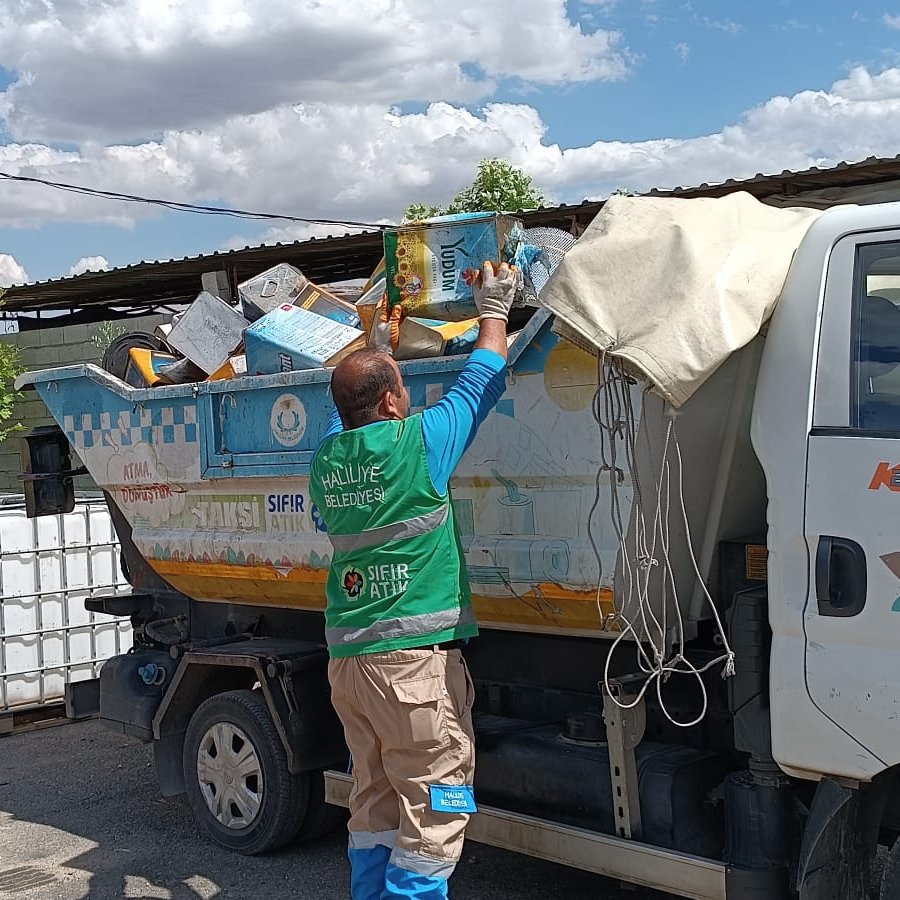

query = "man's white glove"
[[473, 261, 519, 323]]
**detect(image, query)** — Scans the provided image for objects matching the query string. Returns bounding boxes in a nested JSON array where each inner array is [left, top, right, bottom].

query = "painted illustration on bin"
[[25, 313, 622, 635]]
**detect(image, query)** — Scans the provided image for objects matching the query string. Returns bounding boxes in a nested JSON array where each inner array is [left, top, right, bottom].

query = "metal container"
[[394, 317, 480, 361], [240, 263, 360, 327], [166, 291, 249, 375], [238, 263, 310, 323], [18, 308, 766, 639]]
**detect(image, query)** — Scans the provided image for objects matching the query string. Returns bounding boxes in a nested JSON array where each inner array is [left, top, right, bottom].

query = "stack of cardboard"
[[127, 263, 367, 386], [120, 213, 542, 388]]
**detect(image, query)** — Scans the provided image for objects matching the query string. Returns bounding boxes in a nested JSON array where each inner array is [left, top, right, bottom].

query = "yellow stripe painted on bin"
[[148, 559, 617, 632]]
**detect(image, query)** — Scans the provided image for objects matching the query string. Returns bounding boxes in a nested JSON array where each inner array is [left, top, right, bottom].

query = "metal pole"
[[602, 675, 647, 841]]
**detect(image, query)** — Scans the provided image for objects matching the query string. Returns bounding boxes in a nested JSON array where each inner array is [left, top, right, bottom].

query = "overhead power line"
[[0, 170, 388, 231]]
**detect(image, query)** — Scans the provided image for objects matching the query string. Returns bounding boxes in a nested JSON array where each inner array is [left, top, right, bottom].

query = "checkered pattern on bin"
[[63, 404, 198, 450]]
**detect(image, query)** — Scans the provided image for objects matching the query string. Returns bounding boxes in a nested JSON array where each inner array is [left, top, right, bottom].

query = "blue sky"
[[557, 2, 891, 145], [1, 0, 899, 285]]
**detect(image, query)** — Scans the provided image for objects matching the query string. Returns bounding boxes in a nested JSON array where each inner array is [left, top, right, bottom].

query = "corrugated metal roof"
[[5, 154, 900, 315], [0, 202, 603, 313], [650, 154, 900, 198]]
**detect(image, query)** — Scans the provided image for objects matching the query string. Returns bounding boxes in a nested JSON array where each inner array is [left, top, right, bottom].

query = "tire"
[[101, 332, 167, 380], [882, 838, 900, 899], [293, 768, 347, 843], [183, 689, 309, 855]]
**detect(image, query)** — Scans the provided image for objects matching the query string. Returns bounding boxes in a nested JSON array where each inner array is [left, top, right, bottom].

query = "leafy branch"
[[405, 158, 545, 221], [0, 339, 24, 443]]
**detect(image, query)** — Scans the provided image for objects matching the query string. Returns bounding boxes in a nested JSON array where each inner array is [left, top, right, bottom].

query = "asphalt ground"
[[0, 719, 671, 899]]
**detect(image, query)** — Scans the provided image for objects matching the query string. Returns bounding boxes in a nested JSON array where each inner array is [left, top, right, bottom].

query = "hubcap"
[[196, 722, 263, 829]]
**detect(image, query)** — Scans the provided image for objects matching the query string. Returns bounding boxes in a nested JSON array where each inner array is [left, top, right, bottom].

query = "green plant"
[[404, 202, 443, 221], [90, 320, 126, 354], [404, 158, 545, 221], [0, 341, 24, 443]]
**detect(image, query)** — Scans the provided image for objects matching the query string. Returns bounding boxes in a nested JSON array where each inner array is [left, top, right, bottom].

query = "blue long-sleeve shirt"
[[319, 348, 507, 494]]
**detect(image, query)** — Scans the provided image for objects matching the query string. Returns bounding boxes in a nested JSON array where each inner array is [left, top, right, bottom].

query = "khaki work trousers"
[[328, 647, 476, 876]]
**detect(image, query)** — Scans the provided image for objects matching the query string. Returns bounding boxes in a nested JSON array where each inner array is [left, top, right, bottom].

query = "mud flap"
[[796, 778, 885, 899]]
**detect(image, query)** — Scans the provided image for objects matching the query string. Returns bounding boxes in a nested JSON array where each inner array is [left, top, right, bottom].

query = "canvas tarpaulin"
[[540, 191, 822, 407]]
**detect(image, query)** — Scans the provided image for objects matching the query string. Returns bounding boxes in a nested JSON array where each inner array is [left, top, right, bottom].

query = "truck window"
[[852, 242, 900, 431]]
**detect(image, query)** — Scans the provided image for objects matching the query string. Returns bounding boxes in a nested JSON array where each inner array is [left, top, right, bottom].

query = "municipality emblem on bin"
[[271, 394, 307, 447]]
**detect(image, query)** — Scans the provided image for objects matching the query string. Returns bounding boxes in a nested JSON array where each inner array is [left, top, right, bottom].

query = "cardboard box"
[[394, 317, 480, 361], [360, 256, 386, 298], [244, 304, 366, 374], [293, 282, 360, 328], [207, 354, 248, 382], [355, 282, 385, 335], [383, 212, 524, 321], [166, 291, 249, 375]]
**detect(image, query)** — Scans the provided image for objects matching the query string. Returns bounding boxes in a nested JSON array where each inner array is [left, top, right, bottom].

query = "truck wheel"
[[294, 767, 347, 843], [881, 838, 900, 899], [183, 689, 308, 854]]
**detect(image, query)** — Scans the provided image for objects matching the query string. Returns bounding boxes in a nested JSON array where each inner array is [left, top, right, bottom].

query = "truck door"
[[805, 232, 900, 769]]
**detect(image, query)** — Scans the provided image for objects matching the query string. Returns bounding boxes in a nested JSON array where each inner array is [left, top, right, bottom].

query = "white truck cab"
[[755, 203, 900, 782]]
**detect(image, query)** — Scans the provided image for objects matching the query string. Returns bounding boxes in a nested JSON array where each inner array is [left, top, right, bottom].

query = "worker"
[[309, 261, 519, 900]]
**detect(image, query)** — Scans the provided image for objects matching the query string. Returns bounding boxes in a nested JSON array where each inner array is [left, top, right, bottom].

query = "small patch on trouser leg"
[[428, 784, 476, 814]]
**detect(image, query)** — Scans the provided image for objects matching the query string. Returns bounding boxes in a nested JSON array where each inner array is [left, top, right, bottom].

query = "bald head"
[[331, 348, 406, 429]]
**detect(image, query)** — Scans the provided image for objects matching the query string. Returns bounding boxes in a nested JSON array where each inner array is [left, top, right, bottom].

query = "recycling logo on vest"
[[340, 563, 410, 603], [341, 566, 365, 600]]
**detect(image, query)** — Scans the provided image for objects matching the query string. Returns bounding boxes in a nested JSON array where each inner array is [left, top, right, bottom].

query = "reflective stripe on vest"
[[327, 502, 450, 554], [326, 605, 476, 648]]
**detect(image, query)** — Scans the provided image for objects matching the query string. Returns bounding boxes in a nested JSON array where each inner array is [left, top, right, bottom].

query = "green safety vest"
[[309, 413, 477, 658]]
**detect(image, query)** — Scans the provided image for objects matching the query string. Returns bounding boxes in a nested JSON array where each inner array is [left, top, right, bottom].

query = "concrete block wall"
[[0, 314, 169, 493]]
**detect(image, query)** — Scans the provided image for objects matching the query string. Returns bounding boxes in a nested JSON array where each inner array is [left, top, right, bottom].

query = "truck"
[[15, 193, 900, 900]]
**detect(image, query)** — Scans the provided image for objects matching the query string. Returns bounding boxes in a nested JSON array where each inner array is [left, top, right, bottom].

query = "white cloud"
[[68, 256, 110, 276], [701, 18, 742, 34], [3, 66, 900, 243], [2, 47, 900, 284], [0, 253, 28, 287], [814, 65, 900, 102], [0, 0, 629, 144], [674, 42, 690, 62], [777, 19, 809, 31], [884, 13, 900, 29]]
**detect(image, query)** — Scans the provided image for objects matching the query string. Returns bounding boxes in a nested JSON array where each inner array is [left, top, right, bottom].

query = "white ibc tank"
[[0, 496, 132, 713]]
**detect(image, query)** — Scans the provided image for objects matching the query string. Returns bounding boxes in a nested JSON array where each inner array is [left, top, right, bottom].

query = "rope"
[[591, 357, 736, 728]]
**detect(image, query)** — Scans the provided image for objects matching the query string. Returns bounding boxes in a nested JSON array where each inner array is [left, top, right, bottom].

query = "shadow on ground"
[[0, 719, 667, 899]]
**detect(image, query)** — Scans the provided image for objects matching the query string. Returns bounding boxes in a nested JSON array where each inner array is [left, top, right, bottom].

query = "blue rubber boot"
[[382, 863, 449, 899], [349, 845, 392, 900]]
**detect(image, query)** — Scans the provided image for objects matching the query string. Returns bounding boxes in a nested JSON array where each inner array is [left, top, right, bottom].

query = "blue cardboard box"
[[244, 304, 366, 374]]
